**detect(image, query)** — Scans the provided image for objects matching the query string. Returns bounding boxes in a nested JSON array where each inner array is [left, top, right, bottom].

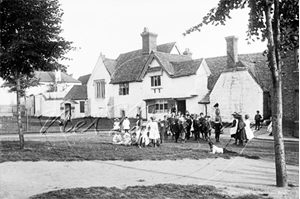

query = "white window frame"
[[95, 80, 105, 99]]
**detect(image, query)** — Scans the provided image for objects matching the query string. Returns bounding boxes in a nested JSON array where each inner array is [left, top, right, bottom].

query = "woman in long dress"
[[147, 117, 160, 147], [230, 113, 238, 145], [236, 113, 247, 146], [244, 114, 254, 142]]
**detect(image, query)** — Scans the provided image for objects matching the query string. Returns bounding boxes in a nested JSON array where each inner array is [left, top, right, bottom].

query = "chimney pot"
[[183, 48, 193, 58], [225, 36, 239, 69]]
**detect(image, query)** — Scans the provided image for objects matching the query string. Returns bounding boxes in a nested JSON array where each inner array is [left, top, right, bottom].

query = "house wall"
[[282, 50, 299, 137], [60, 100, 87, 119], [210, 70, 264, 123], [108, 59, 210, 121], [112, 81, 145, 119], [87, 55, 114, 118], [34, 94, 63, 117]]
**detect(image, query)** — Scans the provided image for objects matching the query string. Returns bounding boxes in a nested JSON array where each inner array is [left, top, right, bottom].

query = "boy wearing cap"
[[254, 110, 262, 130]]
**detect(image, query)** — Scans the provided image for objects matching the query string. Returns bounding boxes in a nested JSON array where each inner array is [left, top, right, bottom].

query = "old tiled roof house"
[[86, 28, 211, 119], [206, 36, 272, 123], [86, 28, 298, 137]]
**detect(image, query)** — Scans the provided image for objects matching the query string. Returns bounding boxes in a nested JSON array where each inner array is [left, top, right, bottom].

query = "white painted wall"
[[87, 55, 114, 118], [209, 70, 264, 123], [112, 81, 145, 119], [34, 94, 63, 117], [60, 99, 87, 119]]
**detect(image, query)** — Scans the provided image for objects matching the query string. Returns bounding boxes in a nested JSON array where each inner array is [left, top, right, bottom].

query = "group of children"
[[111, 111, 226, 147], [110, 107, 262, 149], [111, 115, 160, 148]]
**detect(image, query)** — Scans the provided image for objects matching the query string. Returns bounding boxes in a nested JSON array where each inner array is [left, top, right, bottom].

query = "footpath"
[[253, 126, 299, 142]]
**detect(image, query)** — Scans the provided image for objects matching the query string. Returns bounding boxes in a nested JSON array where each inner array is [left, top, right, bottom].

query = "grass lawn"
[[0, 131, 298, 164]]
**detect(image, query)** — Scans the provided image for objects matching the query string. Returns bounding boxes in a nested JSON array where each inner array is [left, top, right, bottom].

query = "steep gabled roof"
[[110, 55, 149, 83], [205, 53, 271, 91], [103, 58, 117, 76], [153, 51, 192, 75], [64, 85, 87, 100], [34, 71, 81, 84], [78, 74, 91, 85], [115, 42, 176, 69], [110, 42, 177, 84], [172, 58, 204, 77]]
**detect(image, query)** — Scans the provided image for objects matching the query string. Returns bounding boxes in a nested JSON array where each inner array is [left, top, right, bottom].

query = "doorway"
[[65, 103, 71, 119], [177, 100, 186, 114]]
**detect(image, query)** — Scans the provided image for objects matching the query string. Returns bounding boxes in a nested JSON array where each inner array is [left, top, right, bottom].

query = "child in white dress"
[[139, 123, 150, 147], [121, 131, 132, 146], [112, 131, 123, 145], [244, 114, 254, 141]]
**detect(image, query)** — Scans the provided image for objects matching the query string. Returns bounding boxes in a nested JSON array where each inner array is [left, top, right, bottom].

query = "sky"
[[59, 0, 267, 79]]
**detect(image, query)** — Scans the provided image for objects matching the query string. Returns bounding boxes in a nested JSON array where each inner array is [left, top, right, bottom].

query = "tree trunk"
[[264, 0, 287, 187], [16, 76, 25, 149], [273, 0, 287, 187], [272, 75, 287, 187]]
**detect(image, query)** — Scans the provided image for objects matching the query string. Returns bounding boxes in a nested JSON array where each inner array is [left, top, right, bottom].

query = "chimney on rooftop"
[[225, 36, 239, 68], [183, 48, 193, 58], [55, 69, 61, 82], [141, 27, 157, 55]]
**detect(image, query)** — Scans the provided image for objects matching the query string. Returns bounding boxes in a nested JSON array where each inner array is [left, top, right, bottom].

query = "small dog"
[[208, 140, 236, 154]]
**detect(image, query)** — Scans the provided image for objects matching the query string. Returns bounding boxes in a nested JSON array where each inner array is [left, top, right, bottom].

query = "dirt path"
[[0, 158, 298, 199]]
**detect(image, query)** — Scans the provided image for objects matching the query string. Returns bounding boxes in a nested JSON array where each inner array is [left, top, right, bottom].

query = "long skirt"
[[236, 128, 247, 141], [245, 126, 254, 140]]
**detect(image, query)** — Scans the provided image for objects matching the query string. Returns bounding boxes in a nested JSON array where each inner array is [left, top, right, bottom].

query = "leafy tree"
[[0, 0, 74, 149], [1, 75, 40, 97], [184, 0, 298, 187]]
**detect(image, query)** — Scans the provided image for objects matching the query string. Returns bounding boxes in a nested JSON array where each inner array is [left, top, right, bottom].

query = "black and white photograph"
[[0, 0, 299, 198]]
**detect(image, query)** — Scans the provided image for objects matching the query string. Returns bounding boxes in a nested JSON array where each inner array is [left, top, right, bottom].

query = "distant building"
[[281, 49, 299, 137], [206, 36, 272, 123]]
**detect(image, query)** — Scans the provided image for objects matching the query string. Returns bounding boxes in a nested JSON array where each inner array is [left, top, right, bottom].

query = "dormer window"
[[151, 76, 161, 87]]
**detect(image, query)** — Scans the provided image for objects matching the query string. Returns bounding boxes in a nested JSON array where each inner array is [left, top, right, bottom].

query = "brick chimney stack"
[[225, 36, 239, 68], [141, 27, 158, 55], [183, 48, 193, 58]]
